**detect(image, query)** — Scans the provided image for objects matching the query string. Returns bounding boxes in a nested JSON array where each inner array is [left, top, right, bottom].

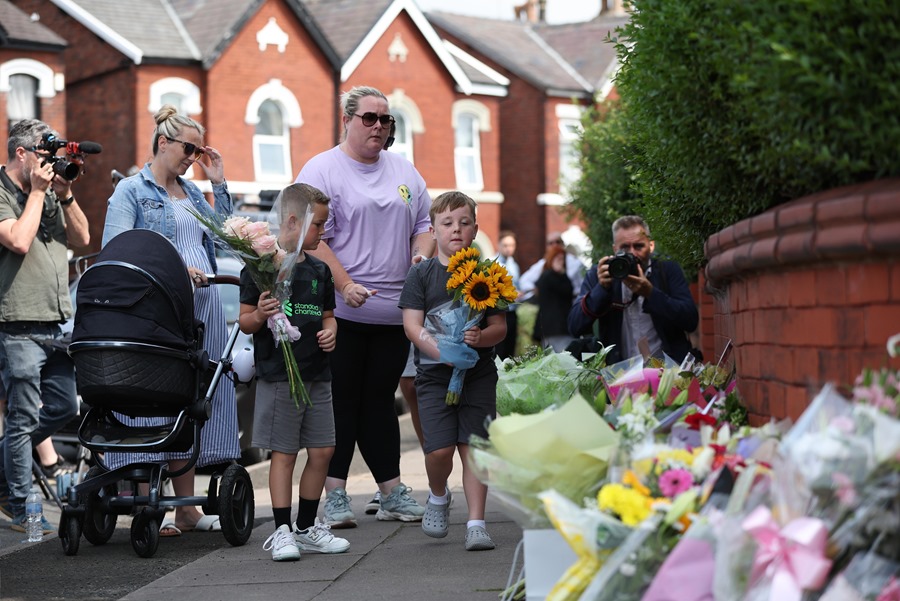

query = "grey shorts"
[[401, 343, 416, 378], [415, 365, 497, 454], [252, 379, 335, 454]]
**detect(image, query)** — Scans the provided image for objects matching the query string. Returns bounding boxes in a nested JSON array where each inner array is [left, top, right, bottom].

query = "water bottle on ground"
[[25, 488, 43, 543]]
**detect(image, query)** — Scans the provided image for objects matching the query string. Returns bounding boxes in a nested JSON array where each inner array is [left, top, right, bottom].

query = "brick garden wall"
[[704, 179, 900, 424]]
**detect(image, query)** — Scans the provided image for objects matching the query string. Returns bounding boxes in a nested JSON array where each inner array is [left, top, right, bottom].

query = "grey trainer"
[[376, 483, 425, 522], [323, 487, 357, 529]]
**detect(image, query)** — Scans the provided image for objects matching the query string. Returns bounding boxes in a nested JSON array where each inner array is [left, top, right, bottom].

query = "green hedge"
[[583, 0, 900, 267]]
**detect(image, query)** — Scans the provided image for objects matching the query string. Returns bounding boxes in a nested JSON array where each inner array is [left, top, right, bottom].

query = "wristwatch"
[[59, 195, 75, 206]]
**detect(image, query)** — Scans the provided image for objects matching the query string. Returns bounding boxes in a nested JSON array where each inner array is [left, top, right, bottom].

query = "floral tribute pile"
[[477, 341, 899, 601]]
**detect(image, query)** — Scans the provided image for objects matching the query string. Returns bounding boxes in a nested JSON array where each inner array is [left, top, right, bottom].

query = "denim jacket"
[[101, 163, 232, 272]]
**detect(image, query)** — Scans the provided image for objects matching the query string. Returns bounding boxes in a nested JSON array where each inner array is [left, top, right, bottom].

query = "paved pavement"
[[0, 414, 525, 601]]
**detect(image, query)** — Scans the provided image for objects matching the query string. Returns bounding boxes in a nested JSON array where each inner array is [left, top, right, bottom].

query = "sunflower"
[[446, 247, 480, 274], [446, 259, 478, 292], [462, 271, 500, 311]]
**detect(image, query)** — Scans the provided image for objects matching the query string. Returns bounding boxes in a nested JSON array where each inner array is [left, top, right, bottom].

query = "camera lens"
[[52, 160, 81, 181], [608, 252, 636, 280]]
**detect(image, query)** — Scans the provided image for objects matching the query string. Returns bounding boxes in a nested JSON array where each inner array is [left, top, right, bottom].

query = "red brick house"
[[0, 0, 67, 156], [426, 8, 627, 269], [9, 0, 509, 255]]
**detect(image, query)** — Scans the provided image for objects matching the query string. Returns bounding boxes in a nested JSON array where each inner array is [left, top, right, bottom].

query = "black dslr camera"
[[608, 251, 639, 280], [33, 133, 102, 181]]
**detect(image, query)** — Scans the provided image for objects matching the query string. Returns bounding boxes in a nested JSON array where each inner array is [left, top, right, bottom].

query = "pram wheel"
[[217, 464, 254, 546], [59, 513, 82, 556], [130, 509, 161, 558], [82, 466, 118, 545]]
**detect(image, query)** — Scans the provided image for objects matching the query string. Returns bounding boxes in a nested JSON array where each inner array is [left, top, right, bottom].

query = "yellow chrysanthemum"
[[597, 483, 652, 526], [446, 259, 478, 292], [447, 247, 480, 274], [462, 271, 500, 311]]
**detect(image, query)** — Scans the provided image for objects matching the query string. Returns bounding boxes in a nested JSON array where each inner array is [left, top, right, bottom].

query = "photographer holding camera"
[[567, 215, 698, 364], [0, 119, 90, 532]]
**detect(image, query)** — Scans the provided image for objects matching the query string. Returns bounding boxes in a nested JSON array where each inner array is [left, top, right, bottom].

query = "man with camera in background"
[[0, 119, 90, 532], [568, 215, 698, 365]]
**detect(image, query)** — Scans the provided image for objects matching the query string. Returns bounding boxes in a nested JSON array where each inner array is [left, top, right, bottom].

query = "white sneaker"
[[263, 524, 301, 561], [364, 491, 381, 515], [294, 517, 350, 554]]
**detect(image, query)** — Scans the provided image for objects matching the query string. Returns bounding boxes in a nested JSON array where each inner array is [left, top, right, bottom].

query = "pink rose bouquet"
[[188, 209, 311, 408]]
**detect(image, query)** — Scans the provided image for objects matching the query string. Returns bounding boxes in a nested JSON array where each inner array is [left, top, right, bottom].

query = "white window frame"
[[390, 110, 414, 164], [556, 104, 584, 196], [452, 100, 491, 192], [386, 89, 424, 164], [245, 80, 302, 184], [0, 58, 57, 98], [148, 77, 201, 115]]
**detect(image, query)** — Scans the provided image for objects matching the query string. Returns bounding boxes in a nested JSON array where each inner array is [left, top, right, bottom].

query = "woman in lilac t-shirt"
[[295, 86, 434, 526]]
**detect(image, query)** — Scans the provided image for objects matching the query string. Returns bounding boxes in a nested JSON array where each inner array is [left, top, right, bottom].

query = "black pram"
[[59, 229, 254, 558]]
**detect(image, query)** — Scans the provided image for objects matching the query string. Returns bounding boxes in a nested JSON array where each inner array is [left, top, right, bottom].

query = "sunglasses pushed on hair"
[[353, 112, 395, 127], [166, 137, 205, 159]]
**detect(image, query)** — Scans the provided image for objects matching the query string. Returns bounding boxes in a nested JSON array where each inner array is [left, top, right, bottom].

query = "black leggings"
[[327, 318, 408, 482]]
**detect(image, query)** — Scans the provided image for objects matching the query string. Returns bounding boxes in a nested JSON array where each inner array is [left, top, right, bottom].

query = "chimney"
[[514, 0, 538, 23]]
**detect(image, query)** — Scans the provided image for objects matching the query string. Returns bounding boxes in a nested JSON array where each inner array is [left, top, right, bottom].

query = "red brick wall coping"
[[704, 178, 900, 288]]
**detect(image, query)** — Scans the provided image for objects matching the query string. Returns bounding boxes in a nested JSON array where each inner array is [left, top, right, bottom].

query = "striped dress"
[[105, 198, 240, 469]]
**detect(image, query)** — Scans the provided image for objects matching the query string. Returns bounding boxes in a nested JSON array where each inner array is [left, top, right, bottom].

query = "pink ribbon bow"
[[267, 312, 301, 344], [741, 506, 832, 601]]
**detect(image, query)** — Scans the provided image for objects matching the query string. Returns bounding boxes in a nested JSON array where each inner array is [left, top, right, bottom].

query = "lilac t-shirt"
[[296, 146, 432, 325]]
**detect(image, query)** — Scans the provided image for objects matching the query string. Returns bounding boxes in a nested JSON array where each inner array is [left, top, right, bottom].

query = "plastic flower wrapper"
[[436, 246, 517, 405], [468, 394, 619, 528], [538, 490, 633, 601], [187, 200, 312, 407], [640, 505, 726, 601], [577, 500, 690, 601], [819, 550, 900, 601], [777, 384, 899, 528], [494, 347, 584, 416]]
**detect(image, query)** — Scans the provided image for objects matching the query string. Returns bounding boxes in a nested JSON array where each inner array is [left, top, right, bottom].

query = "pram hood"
[[72, 229, 196, 350]]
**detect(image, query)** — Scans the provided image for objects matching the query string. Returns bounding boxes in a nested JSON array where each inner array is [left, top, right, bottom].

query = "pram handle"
[[200, 274, 239, 286]]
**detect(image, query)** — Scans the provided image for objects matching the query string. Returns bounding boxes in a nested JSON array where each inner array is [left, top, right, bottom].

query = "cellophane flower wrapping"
[[713, 383, 900, 601], [187, 203, 313, 407], [422, 301, 483, 405], [439, 246, 518, 405], [539, 490, 633, 601], [468, 395, 619, 528], [819, 551, 900, 601], [495, 349, 582, 415]]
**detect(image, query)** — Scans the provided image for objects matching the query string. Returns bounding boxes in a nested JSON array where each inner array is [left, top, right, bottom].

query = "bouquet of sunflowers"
[[437, 246, 517, 405]]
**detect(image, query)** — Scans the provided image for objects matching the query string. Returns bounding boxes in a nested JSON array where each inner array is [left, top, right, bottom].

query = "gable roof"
[[304, 0, 472, 94], [48, 0, 339, 69], [427, 11, 622, 97], [0, 0, 67, 48], [536, 15, 627, 90]]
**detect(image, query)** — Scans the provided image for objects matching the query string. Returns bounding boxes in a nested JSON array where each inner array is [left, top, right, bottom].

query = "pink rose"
[[243, 221, 270, 240], [223, 216, 250, 239], [251, 234, 278, 256]]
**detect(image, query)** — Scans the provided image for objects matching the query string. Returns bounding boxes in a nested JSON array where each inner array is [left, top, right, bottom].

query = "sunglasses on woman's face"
[[353, 112, 395, 127], [166, 137, 205, 159]]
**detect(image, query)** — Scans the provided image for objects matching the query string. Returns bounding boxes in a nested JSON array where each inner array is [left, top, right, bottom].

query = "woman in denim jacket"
[[101, 104, 239, 536]]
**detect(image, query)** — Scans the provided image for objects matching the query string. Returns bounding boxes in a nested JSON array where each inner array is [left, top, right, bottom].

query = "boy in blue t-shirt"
[[239, 183, 348, 561], [398, 191, 506, 551]]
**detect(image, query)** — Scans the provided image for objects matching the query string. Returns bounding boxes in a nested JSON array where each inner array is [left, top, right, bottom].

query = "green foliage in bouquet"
[[495, 348, 581, 415]]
